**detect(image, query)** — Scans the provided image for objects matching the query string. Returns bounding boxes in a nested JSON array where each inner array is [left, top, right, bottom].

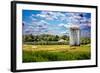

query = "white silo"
[[69, 24, 80, 46]]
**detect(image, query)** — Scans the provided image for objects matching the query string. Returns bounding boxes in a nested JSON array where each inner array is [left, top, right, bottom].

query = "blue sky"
[[22, 10, 91, 37]]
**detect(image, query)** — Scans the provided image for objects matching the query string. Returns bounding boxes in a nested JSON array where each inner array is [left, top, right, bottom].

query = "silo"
[[69, 25, 80, 46]]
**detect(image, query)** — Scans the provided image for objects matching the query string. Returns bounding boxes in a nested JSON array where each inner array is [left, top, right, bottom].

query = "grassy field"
[[22, 44, 91, 62]]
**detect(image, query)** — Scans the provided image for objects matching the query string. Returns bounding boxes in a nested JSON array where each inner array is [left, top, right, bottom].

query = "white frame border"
[[16, 3, 96, 70]]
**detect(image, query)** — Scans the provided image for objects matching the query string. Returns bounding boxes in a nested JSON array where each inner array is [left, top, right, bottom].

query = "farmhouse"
[[58, 39, 65, 43]]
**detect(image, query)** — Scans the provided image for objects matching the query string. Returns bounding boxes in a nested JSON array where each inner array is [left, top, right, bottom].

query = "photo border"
[[11, 1, 98, 72]]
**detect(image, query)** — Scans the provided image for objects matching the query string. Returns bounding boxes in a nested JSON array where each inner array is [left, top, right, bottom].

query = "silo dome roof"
[[69, 24, 80, 29]]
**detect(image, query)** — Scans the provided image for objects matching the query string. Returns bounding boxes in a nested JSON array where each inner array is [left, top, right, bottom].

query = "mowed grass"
[[22, 44, 91, 62]]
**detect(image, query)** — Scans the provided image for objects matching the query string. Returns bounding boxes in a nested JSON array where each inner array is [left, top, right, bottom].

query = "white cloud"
[[39, 20, 48, 24], [58, 23, 70, 28], [31, 11, 91, 26], [80, 17, 91, 27], [23, 11, 91, 35], [37, 14, 46, 18], [58, 23, 65, 27], [64, 25, 70, 28], [23, 19, 50, 35], [35, 11, 68, 21]]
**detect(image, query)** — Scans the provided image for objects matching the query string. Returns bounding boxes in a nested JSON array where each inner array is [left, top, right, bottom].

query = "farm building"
[[58, 39, 65, 43], [69, 24, 80, 46]]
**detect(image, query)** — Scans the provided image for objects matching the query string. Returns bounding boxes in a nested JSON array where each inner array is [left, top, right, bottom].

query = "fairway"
[[23, 44, 91, 62]]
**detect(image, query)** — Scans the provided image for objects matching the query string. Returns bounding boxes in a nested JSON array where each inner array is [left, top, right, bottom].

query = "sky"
[[22, 10, 91, 37]]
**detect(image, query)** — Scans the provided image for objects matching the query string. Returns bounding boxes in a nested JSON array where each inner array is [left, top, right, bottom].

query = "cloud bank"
[[22, 10, 91, 37]]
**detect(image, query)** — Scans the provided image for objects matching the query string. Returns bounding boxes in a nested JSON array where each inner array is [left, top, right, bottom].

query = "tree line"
[[23, 34, 90, 45], [23, 34, 69, 45]]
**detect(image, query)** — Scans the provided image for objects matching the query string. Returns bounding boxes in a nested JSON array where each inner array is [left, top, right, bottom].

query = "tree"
[[61, 35, 69, 41]]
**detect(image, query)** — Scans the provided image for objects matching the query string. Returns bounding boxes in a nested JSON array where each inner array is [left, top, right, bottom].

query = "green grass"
[[22, 45, 91, 62]]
